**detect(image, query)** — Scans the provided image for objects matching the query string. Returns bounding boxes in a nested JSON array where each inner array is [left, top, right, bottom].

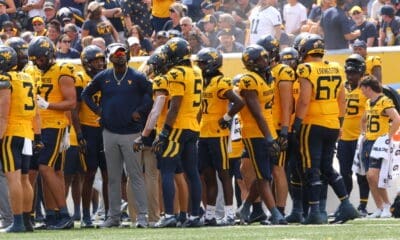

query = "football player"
[[195, 47, 244, 225], [360, 76, 400, 218], [294, 34, 359, 224], [352, 39, 382, 82], [337, 54, 369, 217], [152, 38, 203, 228], [237, 45, 287, 225], [0, 46, 36, 233], [28, 36, 76, 229]]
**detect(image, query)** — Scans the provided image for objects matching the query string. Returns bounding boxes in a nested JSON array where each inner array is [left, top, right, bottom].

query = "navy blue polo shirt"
[[320, 6, 352, 50], [81, 67, 153, 134]]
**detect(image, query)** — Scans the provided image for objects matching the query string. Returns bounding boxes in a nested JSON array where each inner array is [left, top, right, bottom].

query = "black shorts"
[[362, 140, 382, 170], [63, 146, 85, 175], [299, 124, 339, 172], [0, 136, 30, 173], [337, 139, 358, 175], [198, 136, 229, 172], [82, 125, 107, 172], [242, 137, 272, 180], [37, 128, 64, 167]]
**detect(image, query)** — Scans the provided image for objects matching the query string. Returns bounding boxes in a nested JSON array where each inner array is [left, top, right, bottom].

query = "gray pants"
[[0, 160, 12, 223], [103, 129, 148, 220]]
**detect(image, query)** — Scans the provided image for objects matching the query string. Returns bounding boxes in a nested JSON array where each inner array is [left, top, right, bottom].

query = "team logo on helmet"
[[0, 51, 12, 61]]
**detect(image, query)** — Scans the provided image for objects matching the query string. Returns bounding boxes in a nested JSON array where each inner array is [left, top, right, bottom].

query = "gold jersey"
[[166, 65, 202, 131], [271, 63, 296, 130], [341, 87, 367, 140], [296, 61, 345, 129], [238, 71, 277, 139], [365, 95, 394, 140], [23, 63, 42, 90], [3, 72, 36, 139], [78, 71, 100, 127], [37, 62, 75, 129], [200, 75, 232, 137], [152, 75, 170, 133], [152, 0, 174, 18], [365, 56, 381, 76]]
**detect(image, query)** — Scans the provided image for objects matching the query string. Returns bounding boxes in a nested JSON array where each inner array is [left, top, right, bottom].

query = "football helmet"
[[344, 53, 366, 74], [279, 47, 299, 70], [5, 37, 29, 71], [167, 29, 182, 39], [292, 32, 311, 51], [147, 47, 167, 75], [241, 44, 269, 74], [161, 37, 191, 68], [57, 7, 73, 23], [0, 45, 17, 73], [256, 35, 280, 62], [195, 47, 222, 75], [81, 45, 106, 77], [28, 36, 56, 71], [298, 34, 325, 60]]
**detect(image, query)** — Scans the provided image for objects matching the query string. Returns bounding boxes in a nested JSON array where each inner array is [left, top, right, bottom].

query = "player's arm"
[[371, 66, 382, 83], [295, 77, 311, 120], [385, 107, 400, 138], [0, 81, 11, 139], [279, 80, 294, 130], [223, 89, 245, 119], [360, 112, 367, 135], [42, 75, 76, 111], [337, 83, 346, 122], [164, 95, 182, 129], [142, 90, 167, 137], [241, 89, 274, 140]]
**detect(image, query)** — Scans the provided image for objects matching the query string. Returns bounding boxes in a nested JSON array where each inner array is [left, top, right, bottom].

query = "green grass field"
[[2, 219, 400, 240]]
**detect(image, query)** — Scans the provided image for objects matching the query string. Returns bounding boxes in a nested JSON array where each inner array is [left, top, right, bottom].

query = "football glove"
[[33, 134, 45, 155], [266, 138, 280, 159], [152, 125, 172, 155], [36, 95, 49, 109], [218, 113, 233, 129], [77, 132, 87, 156], [277, 126, 289, 151]]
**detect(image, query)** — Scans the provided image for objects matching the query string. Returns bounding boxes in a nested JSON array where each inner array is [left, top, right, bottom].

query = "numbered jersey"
[[341, 87, 367, 140], [23, 63, 42, 90], [78, 71, 100, 127], [37, 62, 75, 129], [152, 75, 170, 133], [366, 55, 381, 76], [238, 70, 277, 139], [296, 61, 345, 129], [166, 65, 202, 131], [365, 95, 394, 141], [200, 75, 232, 137], [4, 72, 36, 139], [248, 5, 282, 45], [271, 63, 296, 130]]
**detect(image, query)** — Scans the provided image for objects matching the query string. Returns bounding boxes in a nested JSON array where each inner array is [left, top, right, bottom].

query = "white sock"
[[225, 205, 235, 218], [205, 205, 216, 220]]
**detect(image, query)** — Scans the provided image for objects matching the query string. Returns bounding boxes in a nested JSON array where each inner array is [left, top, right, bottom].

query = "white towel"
[[22, 138, 32, 156]]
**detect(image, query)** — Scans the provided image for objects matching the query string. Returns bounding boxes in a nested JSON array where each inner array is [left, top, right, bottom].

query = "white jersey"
[[283, 2, 307, 35], [248, 5, 282, 45]]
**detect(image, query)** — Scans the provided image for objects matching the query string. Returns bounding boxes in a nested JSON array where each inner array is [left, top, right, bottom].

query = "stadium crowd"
[[1, 0, 400, 234]]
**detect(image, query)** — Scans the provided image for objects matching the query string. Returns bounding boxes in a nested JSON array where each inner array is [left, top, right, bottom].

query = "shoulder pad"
[[239, 74, 258, 89], [59, 62, 75, 77], [296, 63, 311, 78]]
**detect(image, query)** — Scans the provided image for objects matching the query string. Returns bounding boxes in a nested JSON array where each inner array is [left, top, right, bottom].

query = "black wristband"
[[280, 126, 289, 136], [77, 132, 84, 140], [161, 124, 172, 137], [34, 134, 42, 142], [292, 117, 303, 132]]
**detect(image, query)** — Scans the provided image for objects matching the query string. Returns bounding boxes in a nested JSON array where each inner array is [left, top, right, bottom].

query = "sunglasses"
[[62, 40, 71, 43], [113, 50, 126, 57]]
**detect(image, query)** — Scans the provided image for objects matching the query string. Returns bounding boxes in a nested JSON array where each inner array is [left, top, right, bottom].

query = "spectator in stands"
[[92, 37, 106, 51], [391, 0, 400, 16], [304, 0, 334, 33], [81, 35, 93, 48], [54, 0, 84, 16], [127, 36, 148, 56], [200, 14, 219, 48], [21, 0, 44, 31], [64, 23, 82, 52], [180, 16, 210, 46], [129, 25, 153, 55], [1, 21, 17, 38], [81, 1, 119, 45], [187, 30, 204, 54], [101, 0, 125, 42], [248, 0, 282, 45], [379, 5, 400, 46], [283, 0, 307, 36], [21, 31, 33, 43], [352, 39, 382, 82], [350, 5, 378, 47], [3, 0, 15, 15], [232, 0, 254, 30], [153, 30, 169, 47], [43, 1, 56, 24], [162, 2, 186, 31], [150, 0, 174, 33], [200, 1, 218, 19], [32, 16, 46, 36], [319, 0, 361, 50], [0, 1, 9, 28], [219, 0, 236, 13], [122, 0, 153, 38], [46, 19, 61, 44], [371, 0, 385, 22], [218, 13, 244, 44], [216, 28, 244, 53]]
